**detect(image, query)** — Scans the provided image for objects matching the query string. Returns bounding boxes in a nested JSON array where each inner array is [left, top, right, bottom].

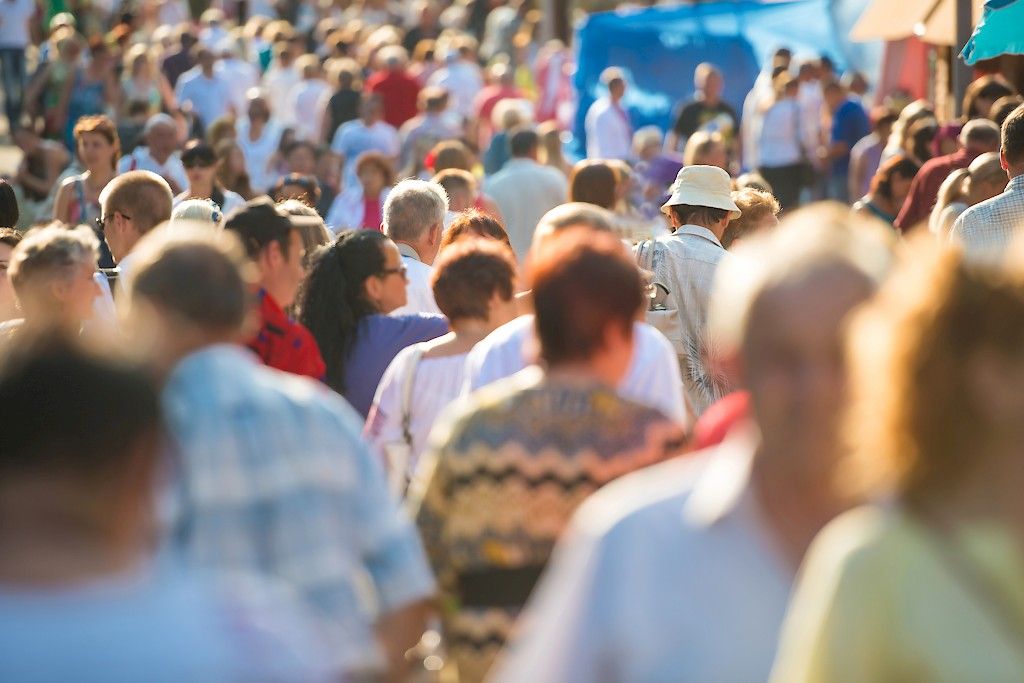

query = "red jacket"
[[248, 290, 326, 381], [894, 148, 977, 231], [366, 70, 421, 128]]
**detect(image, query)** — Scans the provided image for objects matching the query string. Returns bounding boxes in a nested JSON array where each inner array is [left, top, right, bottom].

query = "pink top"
[[362, 195, 383, 231]]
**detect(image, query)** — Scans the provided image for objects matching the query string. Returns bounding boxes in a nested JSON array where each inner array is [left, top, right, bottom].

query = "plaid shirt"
[[161, 345, 435, 675], [653, 225, 730, 416], [950, 175, 1024, 259]]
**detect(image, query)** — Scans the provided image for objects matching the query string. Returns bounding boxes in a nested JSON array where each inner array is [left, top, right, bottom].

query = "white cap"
[[662, 165, 741, 219]]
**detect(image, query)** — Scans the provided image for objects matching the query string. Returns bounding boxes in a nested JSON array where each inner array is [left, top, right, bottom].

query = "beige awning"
[[850, 0, 984, 46]]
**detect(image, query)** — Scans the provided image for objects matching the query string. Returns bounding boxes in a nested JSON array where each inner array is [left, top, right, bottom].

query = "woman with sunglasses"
[[173, 140, 245, 216], [297, 230, 447, 418]]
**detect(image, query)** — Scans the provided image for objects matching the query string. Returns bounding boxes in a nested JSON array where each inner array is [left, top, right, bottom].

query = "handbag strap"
[[400, 345, 425, 449], [912, 509, 1024, 653]]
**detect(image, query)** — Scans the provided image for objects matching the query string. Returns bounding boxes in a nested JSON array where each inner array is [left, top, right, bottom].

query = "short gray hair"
[[382, 179, 448, 243], [9, 224, 99, 296]]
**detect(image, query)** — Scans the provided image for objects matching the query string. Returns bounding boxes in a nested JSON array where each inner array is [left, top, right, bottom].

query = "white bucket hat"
[[662, 165, 741, 220]]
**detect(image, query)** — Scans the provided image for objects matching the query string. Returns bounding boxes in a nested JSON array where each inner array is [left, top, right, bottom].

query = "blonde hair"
[[682, 131, 725, 167], [843, 239, 1024, 505]]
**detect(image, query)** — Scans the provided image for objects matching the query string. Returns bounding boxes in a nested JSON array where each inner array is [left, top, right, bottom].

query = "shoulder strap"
[[400, 345, 426, 448]]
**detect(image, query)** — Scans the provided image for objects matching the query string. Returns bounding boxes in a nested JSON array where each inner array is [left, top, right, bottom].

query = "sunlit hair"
[[8, 225, 99, 318], [430, 238, 516, 322], [682, 130, 724, 167], [440, 209, 510, 252], [569, 160, 618, 210], [843, 238, 1024, 506], [73, 115, 120, 170], [721, 188, 780, 249]]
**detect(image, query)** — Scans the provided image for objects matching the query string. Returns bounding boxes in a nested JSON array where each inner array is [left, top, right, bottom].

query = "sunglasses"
[[379, 264, 408, 280], [182, 158, 215, 169], [94, 211, 131, 232]]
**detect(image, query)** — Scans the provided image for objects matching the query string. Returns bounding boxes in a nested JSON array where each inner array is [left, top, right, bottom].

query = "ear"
[[1001, 149, 1009, 172], [50, 278, 70, 304], [363, 273, 383, 304], [429, 222, 442, 245], [260, 241, 284, 271]]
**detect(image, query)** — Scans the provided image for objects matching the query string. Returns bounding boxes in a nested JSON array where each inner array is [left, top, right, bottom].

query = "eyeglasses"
[[94, 211, 130, 232], [378, 265, 408, 280], [182, 159, 215, 169]]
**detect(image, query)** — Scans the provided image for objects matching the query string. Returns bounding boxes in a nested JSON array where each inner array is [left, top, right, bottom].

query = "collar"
[[168, 343, 257, 385], [1007, 174, 1024, 192], [673, 224, 725, 249], [683, 424, 759, 528], [396, 242, 422, 262], [257, 288, 288, 325]]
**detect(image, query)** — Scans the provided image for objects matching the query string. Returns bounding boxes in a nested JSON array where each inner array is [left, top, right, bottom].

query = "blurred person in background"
[[0, 0, 34, 131], [538, 121, 572, 177], [493, 208, 893, 683], [160, 26, 198, 89], [472, 62, 523, 150], [485, 127, 568, 262], [297, 230, 447, 418], [962, 74, 1017, 121], [411, 229, 687, 683], [117, 113, 188, 196], [853, 156, 921, 228], [568, 160, 618, 211], [174, 140, 246, 216], [991, 95, 1024, 128], [331, 93, 401, 190], [0, 185, 17, 230], [483, 98, 533, 175], [169, 198, 224, 231], [667, 63, 738, 162], [438, 208, 512, 253], [123, 228, 434, 683], [0, 336, 333, 682], [10, 128, 69, 228], [930, 153, 1007, 237], [366, 239, 518, 495], [4, 226, 101, 337], [236, 91, 284, 195], [849, 108, 898, 202], [771, 238, 1024, 683], [0, 229, 23, 324], [427, 38, 484, 123], [881, 100, 935, 165], [820, 80, 870, 204], [272, 173, 321, 209], [366, 45, 422, 129], [382, 178, 447, 315], [951, 105, 1024, 257], [53, 116, 120, 237], [399, 87, 460, 170], [721, 187, 780, 249], [683, 131, 729, 171], [585, 67, 633, 161], [225, 199, 326, 380], [215, 139, 258, 201], [61, 38, 119, 151], [119, 44, 174, 120], [896, 118, 1000, 231], [174, 46, 231, 133], [325, 152, 395, 233], [214, 38, 260, 120], [278, 199, 332, 267], [755, 71, 806, 211], [284, 54, 332, 142], [904, 116, 939, 167], [322, 60, 363, 143]]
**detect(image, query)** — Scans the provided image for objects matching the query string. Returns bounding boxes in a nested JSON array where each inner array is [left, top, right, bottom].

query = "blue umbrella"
[[961, 0, 1024, 65]]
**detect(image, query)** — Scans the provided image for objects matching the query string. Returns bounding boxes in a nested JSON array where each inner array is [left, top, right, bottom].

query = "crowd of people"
[[3, 1, 1024, 682]]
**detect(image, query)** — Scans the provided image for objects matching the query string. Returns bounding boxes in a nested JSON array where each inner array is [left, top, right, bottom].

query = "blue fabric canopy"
[[961, 0, 1024, 65], [572, 0, 867, 154]]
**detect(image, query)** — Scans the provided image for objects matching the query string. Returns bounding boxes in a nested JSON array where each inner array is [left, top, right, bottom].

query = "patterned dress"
[[410, 370, 687, 682]]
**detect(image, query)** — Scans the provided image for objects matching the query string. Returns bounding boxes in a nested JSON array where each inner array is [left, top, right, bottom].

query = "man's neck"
[[149, 148, 170, 164], [751, 447, 845, 569], [395, 240, 424, 263]]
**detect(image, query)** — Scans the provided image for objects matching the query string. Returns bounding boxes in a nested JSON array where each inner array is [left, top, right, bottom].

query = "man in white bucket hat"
[[647, 164, 740, 416]]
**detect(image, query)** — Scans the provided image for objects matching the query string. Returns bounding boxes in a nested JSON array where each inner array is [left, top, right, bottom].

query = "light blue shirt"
[[161, 344, 436, 675], [0, 561, 332, 683], [491, 429, 793, 682]]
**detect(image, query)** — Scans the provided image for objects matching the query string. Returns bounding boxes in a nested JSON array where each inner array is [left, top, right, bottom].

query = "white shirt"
[[484, 158, 568, 262], [285, 79, 332, 142], [175, 69, 232, 127], [236, 118, 284, 193], [215, 58, 260, 119], [330, 120, 401, 189], [463, 315, 689, 426], [584, 96, 632, 161], [365, 347, 468, 484], [0, 0, 34, 47], [325, 186, 390, 233], [949, 175, 1024, 261], [427, 61, 484, 120], [262, 66, 301, 118], [757, 99, 803, 168], [490, 429, 793, 683], [390, 243, 441, 317], [117, 147, 189, 193]]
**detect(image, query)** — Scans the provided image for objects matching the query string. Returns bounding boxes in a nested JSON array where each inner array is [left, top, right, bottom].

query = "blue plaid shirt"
[[161, 345, 435, 675]]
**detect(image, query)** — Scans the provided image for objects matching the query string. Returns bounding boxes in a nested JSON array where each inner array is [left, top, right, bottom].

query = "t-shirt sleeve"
[[673, 103, 699, 137], [400, 314, 449, 346]]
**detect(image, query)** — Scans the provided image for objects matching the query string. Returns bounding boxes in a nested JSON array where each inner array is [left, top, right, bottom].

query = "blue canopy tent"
[[572, 0, 877, 155], [961, 0, 1024, 65]]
